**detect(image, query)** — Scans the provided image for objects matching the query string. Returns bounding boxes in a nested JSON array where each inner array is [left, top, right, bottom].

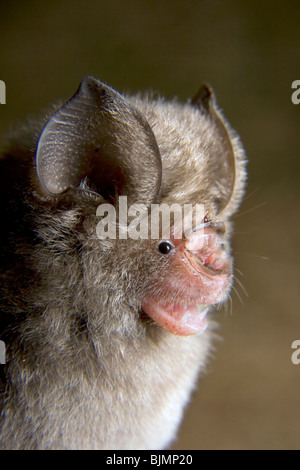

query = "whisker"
[[234, 267, 244, 277], [229, 294, 233, 316], [224, 294, 233, 317], [243, 186, 261, 201], [234, 200, 268, 218], [234, 276, 249, 298], [234, 251, 269, 261], [231, 285, 244, 305], [223, 298, 228, 316]]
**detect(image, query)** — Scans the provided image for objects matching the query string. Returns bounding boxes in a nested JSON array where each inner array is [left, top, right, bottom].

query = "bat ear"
[[36, 76, 162, 205], [191, 83, 216, 113], [191, 84, 236, 212]]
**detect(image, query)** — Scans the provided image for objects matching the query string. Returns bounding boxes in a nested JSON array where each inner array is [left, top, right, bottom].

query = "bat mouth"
[[141, 299, 209, 336]]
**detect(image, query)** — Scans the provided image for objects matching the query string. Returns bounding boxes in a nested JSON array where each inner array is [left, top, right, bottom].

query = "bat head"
[[35, 76, 246, 337]]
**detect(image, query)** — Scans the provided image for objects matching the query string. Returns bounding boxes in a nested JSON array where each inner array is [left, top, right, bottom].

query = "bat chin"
[[141, 299, 209, 336]]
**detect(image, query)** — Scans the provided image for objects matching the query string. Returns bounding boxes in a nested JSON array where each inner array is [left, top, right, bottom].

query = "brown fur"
[[0, 77, 246, 449]]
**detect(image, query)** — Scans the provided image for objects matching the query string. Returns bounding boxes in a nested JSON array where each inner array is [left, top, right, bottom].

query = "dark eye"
[[203, 213, 210, 224], [158, 240, 174, 255]]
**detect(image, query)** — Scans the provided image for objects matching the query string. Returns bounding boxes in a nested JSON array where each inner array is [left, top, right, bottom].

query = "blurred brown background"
[[0, 0, 299, 450]]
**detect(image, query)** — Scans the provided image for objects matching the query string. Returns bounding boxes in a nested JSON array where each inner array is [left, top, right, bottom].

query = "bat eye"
[[158, 240, 174, 255]]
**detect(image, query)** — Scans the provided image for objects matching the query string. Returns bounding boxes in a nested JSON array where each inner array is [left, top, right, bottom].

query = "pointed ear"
[[36, 76, 162, 205], [191, 84, 236, 212]]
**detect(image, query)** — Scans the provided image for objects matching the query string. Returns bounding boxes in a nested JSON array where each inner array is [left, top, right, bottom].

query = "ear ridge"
[[191, 84, 236, 212], [36, 76, 162, 205]]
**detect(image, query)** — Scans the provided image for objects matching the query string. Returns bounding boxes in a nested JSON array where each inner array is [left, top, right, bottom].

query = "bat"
[[0, 76, 246, 449]]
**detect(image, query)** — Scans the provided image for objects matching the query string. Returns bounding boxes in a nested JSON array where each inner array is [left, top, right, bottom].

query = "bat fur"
[[0, 77, 246, 449]]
